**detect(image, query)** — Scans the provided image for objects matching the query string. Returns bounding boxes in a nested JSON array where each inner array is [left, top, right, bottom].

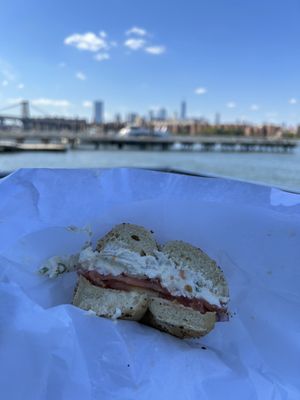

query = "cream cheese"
[[40, 242, 229, 307], [111, 307, 122, 320], [78, 243, 228, 307]]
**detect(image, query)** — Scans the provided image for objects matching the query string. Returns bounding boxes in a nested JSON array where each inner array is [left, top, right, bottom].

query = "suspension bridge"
[[0, 100, 87, 131]]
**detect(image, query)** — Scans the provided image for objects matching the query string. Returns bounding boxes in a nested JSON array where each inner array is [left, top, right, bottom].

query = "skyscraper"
[[180, 101, 186, 120], [215, 112, 221, 126], [158, 108, 167, 121], [149, 110, 154, 121], [127, 113, 138, 124], [114, 113, 122, 123], [94, 101, 104, 124]]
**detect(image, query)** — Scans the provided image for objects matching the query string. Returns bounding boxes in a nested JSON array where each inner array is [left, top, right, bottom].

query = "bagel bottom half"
[[73, 275, 216, 338]]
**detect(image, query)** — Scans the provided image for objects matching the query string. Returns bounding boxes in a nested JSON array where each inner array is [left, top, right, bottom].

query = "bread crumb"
[[184, 284, 193, 293]]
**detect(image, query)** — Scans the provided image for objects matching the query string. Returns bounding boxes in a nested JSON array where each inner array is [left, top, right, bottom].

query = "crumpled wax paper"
[[0, 168, 300, 400]]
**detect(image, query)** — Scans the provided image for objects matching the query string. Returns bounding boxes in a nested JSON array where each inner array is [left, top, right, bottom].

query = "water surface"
[[0, 147, 299, 191]]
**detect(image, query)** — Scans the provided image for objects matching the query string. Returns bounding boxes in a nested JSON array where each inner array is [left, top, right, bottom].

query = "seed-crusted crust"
[[142, 298, 216, 338], [73, 276, 217, 338], [96, 223, 159, 256], [162, 241, 229, 303]]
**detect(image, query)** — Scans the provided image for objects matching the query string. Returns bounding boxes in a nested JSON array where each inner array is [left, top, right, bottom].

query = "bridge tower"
[[21, 100, 31, 130], [21, 100, 30, 119]]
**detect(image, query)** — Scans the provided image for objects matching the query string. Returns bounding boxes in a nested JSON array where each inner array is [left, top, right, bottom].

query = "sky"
[[0, 0, 299, 125]]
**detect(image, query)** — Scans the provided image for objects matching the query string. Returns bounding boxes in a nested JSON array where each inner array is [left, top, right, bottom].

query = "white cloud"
[[7, 97, 24, 104], [17, 83, 24, 89], [194, 87, 207, 95], [124, 38, 146, 50], [58, 62, 66, 68], [226, 101, 237, 109], [144, 46, 166, 55], [250, 104, 259, 111], [64, 32, 108, 52], [82, 100, 93, 108], [32, 98, 71, 107], [126, 26, 147, 36], [76, 71, 86, 81], [94, 53, 110, 61], [289, 98, 297, 104], [99, 31, 107, 38], [2, 80, 8, 87]]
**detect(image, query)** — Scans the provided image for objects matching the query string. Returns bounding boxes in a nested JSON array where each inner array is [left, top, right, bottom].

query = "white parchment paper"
[[0, 168, 299, 400]]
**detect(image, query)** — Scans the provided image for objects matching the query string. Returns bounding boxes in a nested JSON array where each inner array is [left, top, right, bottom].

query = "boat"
[[118, 125, 170, 138]]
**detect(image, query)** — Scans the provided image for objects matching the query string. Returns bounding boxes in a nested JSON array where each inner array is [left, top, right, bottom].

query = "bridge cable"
[[0, 103, 22, 113], [30, 104, 49, 117]]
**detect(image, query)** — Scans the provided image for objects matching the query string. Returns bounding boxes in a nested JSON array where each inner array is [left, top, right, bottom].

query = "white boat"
[[118, 125, 170, 138]]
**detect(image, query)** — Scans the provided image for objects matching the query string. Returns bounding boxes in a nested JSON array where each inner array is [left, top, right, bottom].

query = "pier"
[[0, 131, 296, 153], [0, 140, 67, 153]]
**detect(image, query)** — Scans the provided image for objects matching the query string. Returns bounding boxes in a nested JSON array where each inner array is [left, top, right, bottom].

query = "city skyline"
[[0, 97, 299, 128], [0, 0, 300, 125]]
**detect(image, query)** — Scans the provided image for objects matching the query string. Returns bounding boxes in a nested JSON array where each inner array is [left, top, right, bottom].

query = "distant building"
[[158, 108, 167, 121], [127, 113, 138, 124], [215, 112, 221, 126], [149, 110, 154, 121], [94, 101, 104, 124], [180, 101, 186, 120], [114, 113, 122, 123]]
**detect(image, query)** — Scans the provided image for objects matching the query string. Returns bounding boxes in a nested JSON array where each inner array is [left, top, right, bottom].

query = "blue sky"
[[0, 0, 299, 124]]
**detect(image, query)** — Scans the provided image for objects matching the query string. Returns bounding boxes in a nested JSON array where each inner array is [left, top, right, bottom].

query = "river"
[[0, 147, 299, 192]]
